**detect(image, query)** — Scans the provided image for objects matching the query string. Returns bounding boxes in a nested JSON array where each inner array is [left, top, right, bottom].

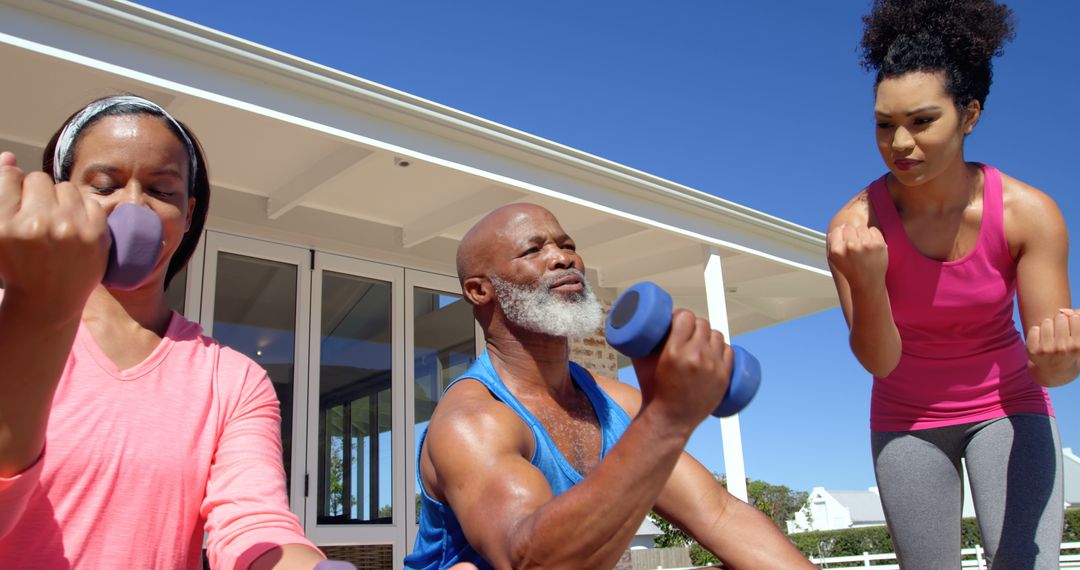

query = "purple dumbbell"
[[102, 204, 163, 290], [605, 281, 761, 417], [314, 561, 358, 570]]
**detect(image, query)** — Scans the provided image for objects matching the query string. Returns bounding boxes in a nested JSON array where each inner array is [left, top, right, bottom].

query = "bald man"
[[404, 204, 814, 569]]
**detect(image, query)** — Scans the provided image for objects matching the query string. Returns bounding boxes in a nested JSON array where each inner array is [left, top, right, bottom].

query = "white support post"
[[704, 248, 749, 502]]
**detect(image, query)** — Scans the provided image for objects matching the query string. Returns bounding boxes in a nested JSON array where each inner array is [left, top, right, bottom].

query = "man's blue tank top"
[[404, 350, 632, 570]]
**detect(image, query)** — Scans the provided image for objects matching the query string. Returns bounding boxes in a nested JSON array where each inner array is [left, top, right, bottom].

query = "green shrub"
[[960, 517, 981, 549], [689, 542, 720, 566], [658, 505, 1080, 562], [790, 511, 1080, 559], [789, 525, 893, 559], [1065, 508, 1080, 542]]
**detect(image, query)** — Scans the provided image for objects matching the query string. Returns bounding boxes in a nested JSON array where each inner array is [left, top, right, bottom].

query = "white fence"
[[808, 541, 1080, 569]]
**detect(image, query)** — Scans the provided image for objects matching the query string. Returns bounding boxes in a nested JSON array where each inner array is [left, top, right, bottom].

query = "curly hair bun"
[[861, 0, 1015, 71], [860, 0, 1016, 107]]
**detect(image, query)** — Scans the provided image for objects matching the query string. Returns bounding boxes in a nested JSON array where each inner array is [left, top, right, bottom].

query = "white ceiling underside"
[[0, 0, 838, 336]]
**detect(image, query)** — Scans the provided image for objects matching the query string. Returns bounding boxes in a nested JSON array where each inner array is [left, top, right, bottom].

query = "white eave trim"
[[21, 0, 827, 250]]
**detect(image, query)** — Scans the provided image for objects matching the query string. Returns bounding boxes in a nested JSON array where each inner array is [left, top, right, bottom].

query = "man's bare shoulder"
[[426, 379, 534, 465], [589, 371, 643, 418]]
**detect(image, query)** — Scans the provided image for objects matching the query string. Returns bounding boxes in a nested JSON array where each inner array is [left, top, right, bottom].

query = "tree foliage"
[[1066, 508, 1080, 543], [745, 478, 809, 530], [650, 473, 809, 565]]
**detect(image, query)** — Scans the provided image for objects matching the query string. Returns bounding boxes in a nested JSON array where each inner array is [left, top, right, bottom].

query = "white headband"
[[52, 95, 198, 182]]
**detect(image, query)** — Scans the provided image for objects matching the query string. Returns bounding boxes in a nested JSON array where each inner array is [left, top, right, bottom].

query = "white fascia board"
[[0, 0, 830, 277]]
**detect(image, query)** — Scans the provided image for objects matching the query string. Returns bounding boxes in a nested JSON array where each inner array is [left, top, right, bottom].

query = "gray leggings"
[[871, 414, 1063, 570]]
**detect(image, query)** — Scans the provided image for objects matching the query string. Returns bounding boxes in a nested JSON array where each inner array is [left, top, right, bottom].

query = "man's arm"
[[425, 311, 732, 569], [598, 377, 815, 569]]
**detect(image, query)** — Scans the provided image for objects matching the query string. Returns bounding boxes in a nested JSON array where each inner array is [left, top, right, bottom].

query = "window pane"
[[322, 404, 345, 517], [412, 288, 476, 522], [413, 289, 475, 423], [377, 387, 392, 520], [318, 271, 393, 524], [211, 253, 297, 491]]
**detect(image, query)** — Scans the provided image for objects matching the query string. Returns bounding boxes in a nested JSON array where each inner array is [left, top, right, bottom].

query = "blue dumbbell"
[[605, 281, 761, 417]]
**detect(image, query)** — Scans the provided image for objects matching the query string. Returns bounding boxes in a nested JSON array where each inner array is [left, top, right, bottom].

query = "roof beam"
[[599, 244, 707, 286], [729, 296, 793, 322], [730, 272, 836, 299], [712, 253, 802, 288], [266, 145, 373, 220], [401, 185, 520, 248], [579, 228, 670, 262], [567, 218, 649, 249]]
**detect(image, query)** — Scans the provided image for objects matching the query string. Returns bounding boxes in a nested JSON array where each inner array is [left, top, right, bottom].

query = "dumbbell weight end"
[[605, 281, 761, 418], [101, 204, 164, 291]]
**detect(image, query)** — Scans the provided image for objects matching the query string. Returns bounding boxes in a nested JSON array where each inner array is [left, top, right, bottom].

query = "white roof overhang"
[[0, 0, 837, 335]]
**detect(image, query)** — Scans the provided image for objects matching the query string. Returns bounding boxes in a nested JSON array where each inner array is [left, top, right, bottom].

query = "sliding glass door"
[[306, 253, 404, 555], [194, 232, 479, 568], [404, 270, 480, 549]]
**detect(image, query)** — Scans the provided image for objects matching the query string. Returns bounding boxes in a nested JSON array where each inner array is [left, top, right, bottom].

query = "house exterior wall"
[[1064, 448, 1080, 507], [787, 487, 854, 533], [569, 299, 619, 379]]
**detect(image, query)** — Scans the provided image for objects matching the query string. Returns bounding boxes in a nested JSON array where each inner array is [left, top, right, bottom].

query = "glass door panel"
[[213, 253, 298, 481], [412, 287, 476, 427], [317, 270, 393, 525], [404, 270, 480, 550], [307, 253, 403, 550]]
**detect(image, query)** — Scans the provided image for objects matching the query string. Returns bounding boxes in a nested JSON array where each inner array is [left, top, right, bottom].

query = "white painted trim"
[[703, 248, 748, 502]]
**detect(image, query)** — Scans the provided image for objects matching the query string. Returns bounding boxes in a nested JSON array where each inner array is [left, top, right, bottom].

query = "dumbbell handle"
[[605, 281, 761, 417]]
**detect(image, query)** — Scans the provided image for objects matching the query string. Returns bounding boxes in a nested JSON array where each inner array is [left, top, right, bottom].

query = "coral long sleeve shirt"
[[0, 311, 315, 569]]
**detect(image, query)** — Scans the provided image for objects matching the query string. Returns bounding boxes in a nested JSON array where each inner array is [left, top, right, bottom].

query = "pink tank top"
[[866, 164, 1053, 431]]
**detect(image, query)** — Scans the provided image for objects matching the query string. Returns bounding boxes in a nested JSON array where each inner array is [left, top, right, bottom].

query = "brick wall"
[[319, 544, 393, 569], [569, 297, 619, 379]]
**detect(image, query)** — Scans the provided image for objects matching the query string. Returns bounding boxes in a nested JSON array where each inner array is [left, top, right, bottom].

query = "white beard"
[[490, 269, 603, 339]]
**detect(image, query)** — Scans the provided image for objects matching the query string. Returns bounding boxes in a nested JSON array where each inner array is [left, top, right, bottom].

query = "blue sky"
[[136, 0, 1079, 493]]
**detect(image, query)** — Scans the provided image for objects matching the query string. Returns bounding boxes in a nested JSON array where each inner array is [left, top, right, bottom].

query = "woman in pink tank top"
[[826, 1, 1076, 569]]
